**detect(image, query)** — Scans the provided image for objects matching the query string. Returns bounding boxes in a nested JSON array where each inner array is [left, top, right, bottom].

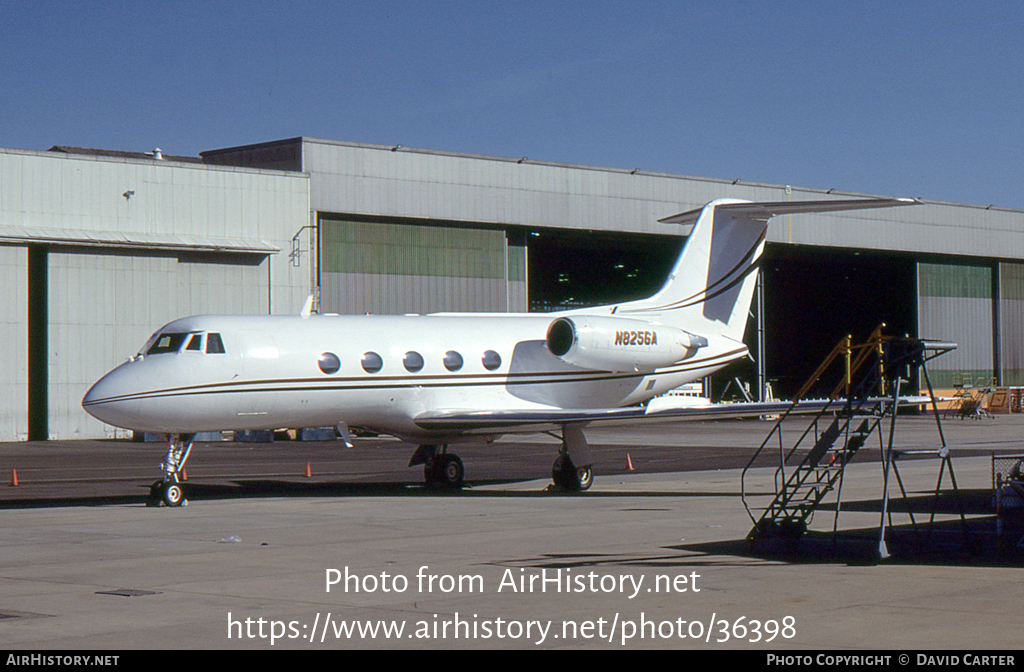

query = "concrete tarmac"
[[2, 415, 1023, 650]]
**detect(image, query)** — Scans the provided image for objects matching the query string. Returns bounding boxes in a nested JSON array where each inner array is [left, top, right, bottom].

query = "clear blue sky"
[[3, 1, 1023, 208]]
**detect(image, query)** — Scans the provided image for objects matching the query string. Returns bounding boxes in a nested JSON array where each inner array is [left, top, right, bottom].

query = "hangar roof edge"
[[0, 145, 308, 179], [203, 136, 1024, 216], [0, 226, 279, 254]]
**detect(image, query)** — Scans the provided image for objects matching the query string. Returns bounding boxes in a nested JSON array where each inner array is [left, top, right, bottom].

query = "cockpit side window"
[[147, 333, 188, 355], [185, 334, 203, 351], [137, 332, 159, 357], [206, 333, 226, 354]]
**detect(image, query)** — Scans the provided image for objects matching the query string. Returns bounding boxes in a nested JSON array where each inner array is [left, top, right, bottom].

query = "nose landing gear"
[[147, 433, 194, 507]]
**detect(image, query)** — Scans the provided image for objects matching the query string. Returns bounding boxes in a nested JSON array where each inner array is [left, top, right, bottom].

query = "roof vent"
[[152, 148, 163, 160]]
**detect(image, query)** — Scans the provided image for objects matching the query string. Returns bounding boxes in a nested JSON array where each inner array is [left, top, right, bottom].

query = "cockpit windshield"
[[142, 331, 226, 356], [147, 333, 189, 355]]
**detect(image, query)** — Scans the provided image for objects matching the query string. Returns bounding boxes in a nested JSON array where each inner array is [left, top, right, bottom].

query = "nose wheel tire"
[[148, 479, 187, 507], [163, 482, 185, 507]]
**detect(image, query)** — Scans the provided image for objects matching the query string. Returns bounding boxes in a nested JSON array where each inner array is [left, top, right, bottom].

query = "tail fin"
[[615, 197, 917, 341]]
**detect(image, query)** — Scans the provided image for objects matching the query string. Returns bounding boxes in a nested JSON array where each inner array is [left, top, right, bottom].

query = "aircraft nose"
[[82, 363, 141, 428], [83, 369, 121, 406]]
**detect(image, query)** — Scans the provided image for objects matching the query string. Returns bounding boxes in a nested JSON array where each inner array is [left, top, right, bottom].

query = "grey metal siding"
[[0, 148, 311, 316], [319, 217, 520, 314], [918, 262, 994, 388], [0, 147, 311, 439], [47, 251, 267, 439], [0, 245, 28, 441], [1000, 262, 1024, 385], [321, 272, 511, 315], [507, 242, 527, 312], [295, 137, 1024, 260], [320, 219, 506, 279]]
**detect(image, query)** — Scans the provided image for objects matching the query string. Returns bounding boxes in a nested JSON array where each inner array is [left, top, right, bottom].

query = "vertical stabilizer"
[[617, 198, 767, 341], [613, 197, 917, 342]]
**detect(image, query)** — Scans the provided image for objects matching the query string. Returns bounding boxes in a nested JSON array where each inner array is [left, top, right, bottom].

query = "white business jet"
[[83, 197, 915, 506]]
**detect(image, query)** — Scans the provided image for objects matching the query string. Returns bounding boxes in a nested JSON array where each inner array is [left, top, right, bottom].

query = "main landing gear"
[[148, 433, 194, 507], [550, 424, 594, 492], [551, 454, 593, 492], [408, 425, 595, 493], [410, 445, 465, 489]]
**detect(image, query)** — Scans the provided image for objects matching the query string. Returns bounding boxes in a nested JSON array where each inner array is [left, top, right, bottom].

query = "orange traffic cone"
[[305, 462, 312, 478], [10, 469, 18, 486], [626, 454, 635, 472]]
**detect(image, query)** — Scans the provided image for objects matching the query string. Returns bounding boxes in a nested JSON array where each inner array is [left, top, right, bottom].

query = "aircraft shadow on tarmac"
[[162, 478, 747, 500], [489, 525, 1024, 573], [7, 478, 1022, 568], [679, 489, 1024, 569], [480, 489, 1024, 570], [0, 474, 744, 509]]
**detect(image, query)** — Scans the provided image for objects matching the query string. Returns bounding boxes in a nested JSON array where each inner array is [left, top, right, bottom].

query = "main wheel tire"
[[551, 455, 570, 489], [553, 455, 591, 491], [425, 455, 464, 489], [424, 458, 439, 484], [552, 455, 593, 492], [147, 480, 165, 506], [575, 465, 593, 491], [438, 454, 464, 489]]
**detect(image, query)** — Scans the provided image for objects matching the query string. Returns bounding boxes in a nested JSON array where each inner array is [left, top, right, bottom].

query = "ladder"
[[752, 415, 880, 538], [741, 327, 954, 543]]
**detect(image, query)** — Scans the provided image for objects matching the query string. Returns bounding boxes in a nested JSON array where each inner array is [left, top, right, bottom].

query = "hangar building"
[[0, 146, 309, 440], [3, 137, 1024, 440]]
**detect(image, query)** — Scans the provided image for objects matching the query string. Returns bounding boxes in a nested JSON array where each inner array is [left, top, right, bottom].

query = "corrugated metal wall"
[[918, 262, 994, 388], [1000, 262, 1024, 385], [47, 250, 267, 439], [507, 241, 527, 312], [319, 217, 526, 314], [0, 245, 28, 441], [297, 137, 1024, 261], [0, 147, 311, 440], [0, 148, 311, 316]]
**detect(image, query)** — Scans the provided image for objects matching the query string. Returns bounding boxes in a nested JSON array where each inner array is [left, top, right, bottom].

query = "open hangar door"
[[524, 231, 918, 403], [526, 229, 683, 313], [742, 244, 918, 401]]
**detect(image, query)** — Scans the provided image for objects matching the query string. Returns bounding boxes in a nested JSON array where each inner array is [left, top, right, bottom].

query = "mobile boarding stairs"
[[740, 327, 961, 558]]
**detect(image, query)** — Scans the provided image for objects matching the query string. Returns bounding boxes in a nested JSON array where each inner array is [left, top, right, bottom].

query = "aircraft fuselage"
[[82, 312, 746, 441]]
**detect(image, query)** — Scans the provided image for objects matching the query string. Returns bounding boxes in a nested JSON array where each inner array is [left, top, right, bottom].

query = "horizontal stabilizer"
[[658, 197, 918, 225]]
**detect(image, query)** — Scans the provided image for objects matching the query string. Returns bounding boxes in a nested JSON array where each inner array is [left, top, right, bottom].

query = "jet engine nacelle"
[[546, 316, 707, 372]]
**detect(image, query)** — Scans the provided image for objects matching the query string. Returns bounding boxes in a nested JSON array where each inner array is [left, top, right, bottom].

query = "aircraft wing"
[[413, 396, 931, 435]]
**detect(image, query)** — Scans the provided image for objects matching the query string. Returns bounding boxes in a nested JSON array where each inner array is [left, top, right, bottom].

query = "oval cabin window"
[[443, 351, 464, 372], [482, 350, 501, 371], [362, 352, 383, 374], [403, 351, 424, 372], [318, 352, 341, 374]]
